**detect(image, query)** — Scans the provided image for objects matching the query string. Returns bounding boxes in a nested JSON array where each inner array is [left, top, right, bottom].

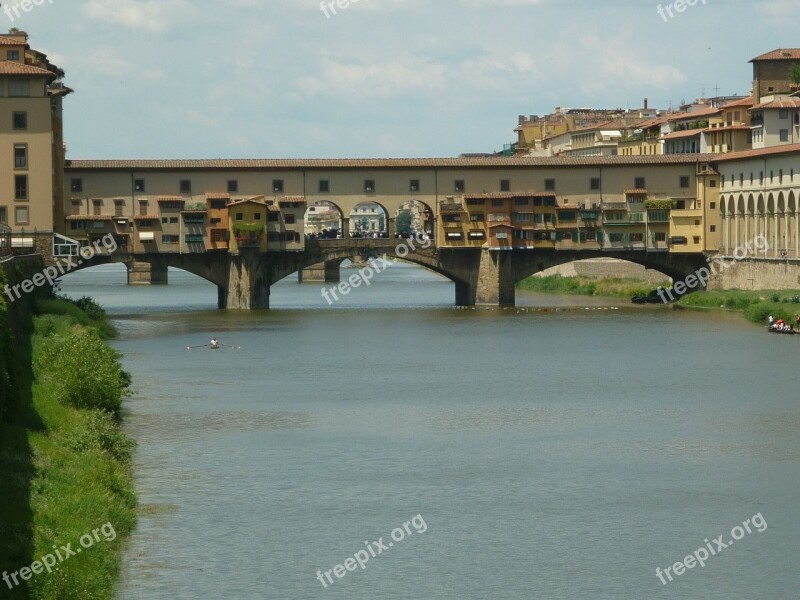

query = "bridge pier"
[[298, 260, 341, 283], [225, 254, 270, 309], [448, 249, 515, 307], [127, 260, 168, 285]]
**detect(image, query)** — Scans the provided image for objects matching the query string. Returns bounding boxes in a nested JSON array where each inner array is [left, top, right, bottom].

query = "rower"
[[210, 338, 220, 350]]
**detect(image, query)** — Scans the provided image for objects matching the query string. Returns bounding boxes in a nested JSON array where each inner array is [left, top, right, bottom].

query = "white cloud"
[[83, 0, 190, 33]]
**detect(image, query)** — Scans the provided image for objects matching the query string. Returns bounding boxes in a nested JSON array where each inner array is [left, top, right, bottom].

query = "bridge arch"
[[349, 201, 387, 237]]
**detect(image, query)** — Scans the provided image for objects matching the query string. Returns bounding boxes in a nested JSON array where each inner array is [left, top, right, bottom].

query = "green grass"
[[0, 287, 135, 599], [676, 289, 800, 324], [517, 274, 668, 299]]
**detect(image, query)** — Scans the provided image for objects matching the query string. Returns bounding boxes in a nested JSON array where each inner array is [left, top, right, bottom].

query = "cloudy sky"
[[11, 0, 795, 159]]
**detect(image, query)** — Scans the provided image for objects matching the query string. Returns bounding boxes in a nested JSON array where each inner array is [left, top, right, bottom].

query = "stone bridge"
[[65, 240, 709, 309]]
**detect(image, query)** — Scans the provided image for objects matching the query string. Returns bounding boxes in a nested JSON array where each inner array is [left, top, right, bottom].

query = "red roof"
[[751, 97, 800, 111], [0, 35, 27, 47], [660, 129, 702, 140], [751, 49, 800, 62], [66, 155, 721, 170], [624, 189, 648, 195], [157, 196, 184, 202], [714, 143, 800, 162], [721, 96, 754, 109], [205, 192, 230, 200], [0, 60, 55, 78], [667, 106, 720, 122]]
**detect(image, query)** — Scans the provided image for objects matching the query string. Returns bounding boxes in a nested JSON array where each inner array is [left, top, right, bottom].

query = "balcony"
[[602, 202, 627, 211]]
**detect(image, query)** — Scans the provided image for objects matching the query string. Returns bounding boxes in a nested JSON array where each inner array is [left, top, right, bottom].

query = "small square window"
[[409, 179, 420, 193], [12, 112, 26, 130], [254, 213, 261, 220], [135, 179, 145, 192], [273, 179, 284, 193], [710, 225, 716, 232], [635, 177, 646, 189], [285, 214, 296, 224], [364, 180, 375, 193], [0, 207, 6, 224], [779, 109, 789, 119], [15, 206, 28, 224], [544, 179, 555, 191], [236, 213, 243, 221], [679, 176, 690, 188], [70, 178, 83, 193], [500, 179, 510, 192], [180, 180, 192, 193], [7, 50, 19, 61], [228, 180, 238, 193], [454, 180, 465, 193], [780, 129, 789, 142], [319, 180, 330, 193], [590, 178, 600, 190]]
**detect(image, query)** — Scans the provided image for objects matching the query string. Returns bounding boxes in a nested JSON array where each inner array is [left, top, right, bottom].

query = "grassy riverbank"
[[676, 289, 800, 325], [517, 274, 668, 298], [0, 273, 135, 599]]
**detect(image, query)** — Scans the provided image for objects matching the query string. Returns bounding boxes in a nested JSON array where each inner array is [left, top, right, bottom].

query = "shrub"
[[66, 410, 136, 463], [771, 293, 781, 303], [36, 328, 129, 412]]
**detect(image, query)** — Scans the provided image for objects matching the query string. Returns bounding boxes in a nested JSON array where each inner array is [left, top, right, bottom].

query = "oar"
[[220, 344, 242, 350], [187, 344, 210, 350]]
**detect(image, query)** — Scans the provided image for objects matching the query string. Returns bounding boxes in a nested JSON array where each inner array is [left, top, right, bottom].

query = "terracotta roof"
[[750, 97, 800, 111], [660, 129, 703, 140], [277, 196, 306, 204], [133, 214, 159, 220], [65, 155, 722, 171], [751, 49, 800, 62], [228, 197, 268, 207], [0, 35, 27, 46], [157, 196, 184, 202], [713, 143, 800, 162], [721, 96, 754, 109], [0, 60, 56, 78], [667, 106, 720, 121], [205, 192, 230, 200], [624, 189, 648, 195]]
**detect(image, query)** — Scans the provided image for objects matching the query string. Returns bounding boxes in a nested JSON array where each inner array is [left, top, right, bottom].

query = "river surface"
[[59, 263, 800, 600]]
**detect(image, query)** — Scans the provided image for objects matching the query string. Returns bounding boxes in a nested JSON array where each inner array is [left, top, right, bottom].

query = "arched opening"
[[304, 201, 344, 240], [394, 200, 435, 240], [58, 264, 218, 313], [349, 201, 387, 239]]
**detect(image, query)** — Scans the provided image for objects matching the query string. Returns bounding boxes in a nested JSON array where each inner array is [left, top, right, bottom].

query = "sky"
[[8, 0, 796, 159]]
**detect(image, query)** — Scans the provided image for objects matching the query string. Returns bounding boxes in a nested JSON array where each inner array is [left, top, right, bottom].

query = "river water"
[[59, 263, 800, 600]]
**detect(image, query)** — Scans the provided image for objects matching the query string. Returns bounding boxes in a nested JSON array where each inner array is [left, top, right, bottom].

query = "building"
[[751, 49, 800, 104], [0, 32, 70, 253]]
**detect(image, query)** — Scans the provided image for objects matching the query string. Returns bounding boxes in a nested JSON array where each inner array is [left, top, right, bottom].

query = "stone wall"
[[707, 258, 800, 290], [535, 258, 671, 284]]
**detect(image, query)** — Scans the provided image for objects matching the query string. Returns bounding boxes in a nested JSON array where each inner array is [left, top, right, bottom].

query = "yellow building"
[[0, 32, 70, 252]]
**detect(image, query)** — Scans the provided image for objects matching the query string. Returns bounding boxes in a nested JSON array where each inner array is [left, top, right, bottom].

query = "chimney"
[[644, 98, 649, 110], [518, 115, 525, 125]]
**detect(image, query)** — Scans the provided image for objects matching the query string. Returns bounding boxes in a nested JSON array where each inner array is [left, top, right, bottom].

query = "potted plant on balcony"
[[233, 223, 264, 247]]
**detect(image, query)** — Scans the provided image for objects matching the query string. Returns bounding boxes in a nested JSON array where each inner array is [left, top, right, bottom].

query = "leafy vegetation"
[[0, 277, 135, 599], [677, 289, 800, 324], [233, 222, 265, 235], [395, 211, 413, 234], [644, 198, 676, 210], [517, 274, 668, 298], [790, 63, 800, 85]]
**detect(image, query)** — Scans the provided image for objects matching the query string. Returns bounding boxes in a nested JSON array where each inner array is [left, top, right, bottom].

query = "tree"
[[790, 63, 800, 86], [395, 211, 413, 234]]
